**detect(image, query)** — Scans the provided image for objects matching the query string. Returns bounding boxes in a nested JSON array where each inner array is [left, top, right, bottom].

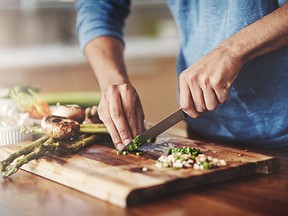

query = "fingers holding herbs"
[[97, 83, 145, 150]]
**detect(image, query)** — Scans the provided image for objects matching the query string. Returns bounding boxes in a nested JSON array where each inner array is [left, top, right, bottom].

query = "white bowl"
[[0, 126, 33, 146]]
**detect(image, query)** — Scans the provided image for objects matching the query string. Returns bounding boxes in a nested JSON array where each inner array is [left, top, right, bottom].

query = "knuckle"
[[181, 105, 200, 118], [207, 103, 218, 111], [210, 77, 224, 89], [199, 75, 209, 87], [119, 129, 127, 137], [218, 94, 228, 104], [196, 105, 206, 113], [124, 110, 132, 119], [119, 129, 131, 140], [216, 89, 229, 104], [121, 83, 135, 93], [190, 74, 198, 84], [179, 72, 187, 82], [122, 83, 131, 91], [98, 110, 110, 123], [189, 111, 201, 119], [110, 109, 122, 120], [107, 84, 118, 94], [181, 103, 201, 118], [180, 102, 191, 112], [98, 113, 108, 123], [97, 107, 104, 117]]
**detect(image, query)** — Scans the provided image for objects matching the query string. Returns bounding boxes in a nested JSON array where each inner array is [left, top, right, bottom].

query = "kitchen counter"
[[1, 137, 287, 216]]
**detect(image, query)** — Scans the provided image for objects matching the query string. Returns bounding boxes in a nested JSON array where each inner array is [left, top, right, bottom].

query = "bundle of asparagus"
[[0, 134, 106, 177], [0, 105, 109, 177]]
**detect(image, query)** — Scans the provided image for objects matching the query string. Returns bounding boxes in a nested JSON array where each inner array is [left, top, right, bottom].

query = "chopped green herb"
[[117, 150, 123, 155], [126, 135, 142, 152], [133, 143, 139, 149], [127, 135, 153, 152], [128, 144, 135, 152], [123, 151, 128, 155], [166, 147, 202, 156], [156, 147, 227, 170], [132, 135, 140, 145], [135, 152, 142, 156], [166, 148, 172, 155], [203, 162, 210, 169]]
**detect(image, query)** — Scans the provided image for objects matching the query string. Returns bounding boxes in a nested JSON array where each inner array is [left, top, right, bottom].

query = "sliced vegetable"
[[155, 147, 227, 170], [116, 150, 128, 156], [146, 138, 152, 144], [126, 136, 154, 152]]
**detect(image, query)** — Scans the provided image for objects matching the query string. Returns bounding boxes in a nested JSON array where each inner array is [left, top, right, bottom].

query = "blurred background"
[[0, 0, 185, 133]]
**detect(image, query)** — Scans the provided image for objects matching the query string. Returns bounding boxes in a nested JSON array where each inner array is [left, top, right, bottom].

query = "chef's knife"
[[122, 109, 187, 151]]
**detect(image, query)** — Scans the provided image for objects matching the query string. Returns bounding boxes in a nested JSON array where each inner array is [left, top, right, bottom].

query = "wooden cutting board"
[[0, 134, 280, 207]]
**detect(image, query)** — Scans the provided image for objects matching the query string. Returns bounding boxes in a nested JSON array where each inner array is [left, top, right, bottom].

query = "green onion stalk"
[[21, 124, 109, 135]]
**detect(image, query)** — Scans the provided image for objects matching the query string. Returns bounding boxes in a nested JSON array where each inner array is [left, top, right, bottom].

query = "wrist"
[[219, 38, 252, 66], [99, 73, 130, 93]]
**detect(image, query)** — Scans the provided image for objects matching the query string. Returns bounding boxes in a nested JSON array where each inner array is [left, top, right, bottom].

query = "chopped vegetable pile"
[[126, 136, 153, 152], [116, 135, 153, 155], [155, 147, 227, 170]]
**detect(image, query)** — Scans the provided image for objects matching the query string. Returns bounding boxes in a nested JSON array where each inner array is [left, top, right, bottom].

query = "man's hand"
[[97, 83, 144, 150], [180, 1, 288, 118], [84, 36, 145, 150], [179, 46, 243, 118]]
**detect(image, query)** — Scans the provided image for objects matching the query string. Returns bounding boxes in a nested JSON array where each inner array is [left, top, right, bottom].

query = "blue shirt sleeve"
[[75, 0, 131, 51]]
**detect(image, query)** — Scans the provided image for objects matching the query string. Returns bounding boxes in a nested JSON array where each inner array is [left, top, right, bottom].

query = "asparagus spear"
[[54, 135, 101, 155], [3, 137, 55, 177], [1, 114, 108, 176], [21, 124, 108, 135], [79, 124, 108, 134], [20, 126, 45, 135], [1, 135, 102, 177], [0, 135, 50, 172]]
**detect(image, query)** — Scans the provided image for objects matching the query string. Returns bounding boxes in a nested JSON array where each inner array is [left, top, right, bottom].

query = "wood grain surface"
[[0, 134, 280, 208]]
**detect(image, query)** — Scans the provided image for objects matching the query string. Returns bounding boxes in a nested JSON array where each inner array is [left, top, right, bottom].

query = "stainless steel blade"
[[122, 109, 187, 151]]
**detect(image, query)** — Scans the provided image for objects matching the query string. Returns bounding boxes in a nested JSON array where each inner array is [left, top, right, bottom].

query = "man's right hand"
[[97, 83, 145, 150]]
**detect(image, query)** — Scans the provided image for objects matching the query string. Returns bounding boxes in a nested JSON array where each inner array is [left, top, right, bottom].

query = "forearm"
[[222, 2, 288, 64], [84, 36, 130, 93]]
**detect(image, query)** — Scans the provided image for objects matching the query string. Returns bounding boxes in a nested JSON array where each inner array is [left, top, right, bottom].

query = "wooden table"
[[1, 136, 287, 216]]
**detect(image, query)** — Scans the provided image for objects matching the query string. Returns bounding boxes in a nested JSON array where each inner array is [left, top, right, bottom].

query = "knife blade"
[[122, 109, 187, 151]]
